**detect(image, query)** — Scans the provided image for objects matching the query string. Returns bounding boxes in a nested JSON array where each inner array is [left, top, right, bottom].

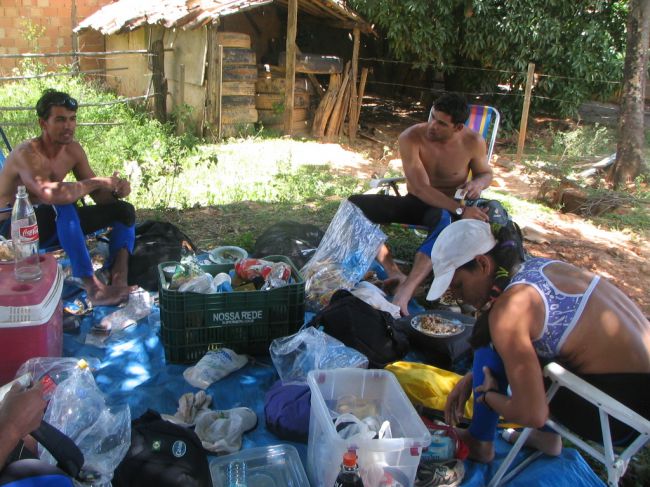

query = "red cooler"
[[0, 254, 64, 384]]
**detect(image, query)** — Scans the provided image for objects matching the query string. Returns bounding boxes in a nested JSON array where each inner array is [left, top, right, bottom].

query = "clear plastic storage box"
[[307, 368, 431, 487], [210, 444, 308, 487]]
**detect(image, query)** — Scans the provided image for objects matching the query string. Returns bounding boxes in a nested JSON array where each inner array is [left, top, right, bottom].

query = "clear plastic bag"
[[25, 358, 131, 486], [269, 326, 369, 382], [300, 200, 386, 311]]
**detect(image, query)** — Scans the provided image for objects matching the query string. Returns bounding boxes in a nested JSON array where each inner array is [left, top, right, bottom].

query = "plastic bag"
[[300, 200, 387, 311], [350, 281, 401, 319], [269, 326, 369, 382], [33, 358, 131, 486], [183, 348, 248, 389]]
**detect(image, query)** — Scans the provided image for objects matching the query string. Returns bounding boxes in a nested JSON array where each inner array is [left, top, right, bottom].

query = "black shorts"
[[348, 193, 443, 230]]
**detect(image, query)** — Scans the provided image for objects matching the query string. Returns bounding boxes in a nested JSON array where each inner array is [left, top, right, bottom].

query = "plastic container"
[[158, 255, 305, 364], [0, 253, 63, 383], [210, 444, 309, 487], [307, 369, 431, 487]]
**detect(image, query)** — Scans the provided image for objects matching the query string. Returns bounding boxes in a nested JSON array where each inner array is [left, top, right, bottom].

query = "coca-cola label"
[[18, 224, 39, 242]]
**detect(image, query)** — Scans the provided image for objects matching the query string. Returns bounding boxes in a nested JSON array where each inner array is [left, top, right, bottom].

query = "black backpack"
[[113, 410, 211, 487], [127, 221, 197, 291], [468, 198, 527, 262], [308, 290, 409, 368]]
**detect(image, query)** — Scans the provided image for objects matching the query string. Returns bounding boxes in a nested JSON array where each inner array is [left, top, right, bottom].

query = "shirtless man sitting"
[[0, 89, 135, 305], [349, 93, 491, 315]]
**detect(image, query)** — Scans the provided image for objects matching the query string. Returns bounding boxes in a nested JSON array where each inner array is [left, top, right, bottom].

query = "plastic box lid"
[[0, 255, 63, 327], [209, 444, 308, 487]]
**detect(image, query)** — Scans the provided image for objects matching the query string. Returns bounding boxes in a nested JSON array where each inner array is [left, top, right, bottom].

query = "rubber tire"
[[216, 32, 251, 49], [278, 52, 343, 74], [255, 92, 310, 110], [255, 77, 309, 94], [222, 82, 256, 96], [257, 108, 308, 124], [264, 119, 311, 135], [222, 95, 256, 107], [223, 65, 257, 81], [221, 107, 258, 124], [222, 48, 256, 65]]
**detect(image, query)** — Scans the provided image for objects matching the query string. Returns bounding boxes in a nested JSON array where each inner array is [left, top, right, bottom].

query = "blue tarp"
[[62, 295, 605, 487]]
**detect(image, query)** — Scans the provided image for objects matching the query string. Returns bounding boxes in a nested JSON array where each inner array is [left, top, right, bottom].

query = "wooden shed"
[[75, 0, 372, 138]]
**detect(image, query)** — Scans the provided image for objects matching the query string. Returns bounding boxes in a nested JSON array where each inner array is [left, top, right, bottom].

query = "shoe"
[[415, 459, 465, 487]]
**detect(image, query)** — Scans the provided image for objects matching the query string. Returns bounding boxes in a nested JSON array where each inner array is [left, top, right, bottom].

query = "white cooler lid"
[[0, 264, 64, 327]]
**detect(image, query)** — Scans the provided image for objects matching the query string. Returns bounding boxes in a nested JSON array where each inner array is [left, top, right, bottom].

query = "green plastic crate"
[[158, 255, 305, 364]]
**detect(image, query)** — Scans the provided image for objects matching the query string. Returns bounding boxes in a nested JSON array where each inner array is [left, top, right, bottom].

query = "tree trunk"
[[608, 0, 650, 188]]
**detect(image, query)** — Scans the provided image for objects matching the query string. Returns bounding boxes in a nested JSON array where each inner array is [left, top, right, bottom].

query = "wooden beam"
[[151, 39, 167, 123], [205, 25, 218, 138], [348, 26, 361, 140], [349, 66, 368, 138], [284, 0, 298, 135], [177, 63, 185, 135], [217, 45, 223, 140], [516, 62, 535, 162]]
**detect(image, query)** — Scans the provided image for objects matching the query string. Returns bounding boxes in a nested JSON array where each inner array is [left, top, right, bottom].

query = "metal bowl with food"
[[410, 313, 466, 338]]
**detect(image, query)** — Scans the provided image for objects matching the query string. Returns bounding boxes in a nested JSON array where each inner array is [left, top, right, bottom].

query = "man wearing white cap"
[[429, 220, 650, 462]]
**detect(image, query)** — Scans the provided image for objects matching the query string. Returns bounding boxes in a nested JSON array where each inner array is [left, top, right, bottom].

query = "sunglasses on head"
[[48, 94, 78, 111]]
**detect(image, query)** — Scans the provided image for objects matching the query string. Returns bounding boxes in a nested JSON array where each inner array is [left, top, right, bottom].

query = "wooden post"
[[217, 45, 223, 140], [151, 39, 167, 123], [71, 0, 79, 74], [348, 27, 361, 140], [284, 0, 298, 136], [205, 25, 218, 139], [351, 67, 368, 133], [516, 62, 535, 162], [177, 64, 185, 135]]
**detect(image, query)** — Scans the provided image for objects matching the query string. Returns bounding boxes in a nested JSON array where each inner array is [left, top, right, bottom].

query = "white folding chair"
[[489, 362, 650, 486]]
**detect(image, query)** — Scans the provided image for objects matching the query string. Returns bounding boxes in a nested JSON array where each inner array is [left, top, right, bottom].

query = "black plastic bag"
[[252, 220, 324, 269]]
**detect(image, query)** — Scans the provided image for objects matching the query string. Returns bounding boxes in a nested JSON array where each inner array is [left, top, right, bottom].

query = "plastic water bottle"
[[227, 460, 247, 487], [11, 185, 41, 281], [334, 452, 364, 487]]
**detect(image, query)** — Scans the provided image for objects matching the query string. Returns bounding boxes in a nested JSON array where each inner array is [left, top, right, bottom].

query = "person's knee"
[[347, 194, 364, 207], [115, 201, 136, 226]]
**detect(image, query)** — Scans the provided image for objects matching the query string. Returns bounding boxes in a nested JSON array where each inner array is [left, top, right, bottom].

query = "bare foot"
[[456, 427, 495, 463], [110, 248, 129, 287], [82, 276, 130, 306], [502, 428, 562, 456]]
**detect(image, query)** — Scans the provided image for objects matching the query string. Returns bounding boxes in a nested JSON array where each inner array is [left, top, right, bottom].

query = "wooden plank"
[[336, 72, 352, 137], [348, 27, 360, 140], [151, 39, 167, 123], [284, 0, 298, 135], [217, 45, 223, 140], [325, 62, 351, 139], [312, 73, 341, 138], [205, 25, 219, 137], [350, 67, 368, 135], [177, 64, 185, 135], [517, 62, 535, 162]]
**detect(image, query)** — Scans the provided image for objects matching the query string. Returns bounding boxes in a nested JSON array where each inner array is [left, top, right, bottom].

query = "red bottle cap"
[[343, 451, 358, 467]]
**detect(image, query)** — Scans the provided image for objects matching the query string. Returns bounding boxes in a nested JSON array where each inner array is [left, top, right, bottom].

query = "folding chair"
[[0, 125, 11, 168], [489, 362, 650, 487]]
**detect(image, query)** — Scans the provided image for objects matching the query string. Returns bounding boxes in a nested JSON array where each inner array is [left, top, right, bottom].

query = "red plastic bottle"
[[334, 451, 364, 487]]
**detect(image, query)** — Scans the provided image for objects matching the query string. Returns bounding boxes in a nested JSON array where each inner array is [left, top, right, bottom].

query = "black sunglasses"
[[37, 93, 78, 118]]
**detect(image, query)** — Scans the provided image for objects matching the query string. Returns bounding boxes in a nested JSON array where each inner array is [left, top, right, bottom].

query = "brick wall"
[[0, 0, 112, 75]]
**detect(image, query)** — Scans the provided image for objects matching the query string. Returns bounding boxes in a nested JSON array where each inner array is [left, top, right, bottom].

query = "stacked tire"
[[218, 32, 258, 137], [256, 72, 311, 135]]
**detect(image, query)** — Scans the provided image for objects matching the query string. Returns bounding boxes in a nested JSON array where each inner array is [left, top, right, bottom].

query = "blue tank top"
[[504, 258, 600, 359]]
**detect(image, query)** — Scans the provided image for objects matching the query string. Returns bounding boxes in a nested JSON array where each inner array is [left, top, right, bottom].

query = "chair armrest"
[[369, 176, 406, 189], [544, 362, 650, 434]]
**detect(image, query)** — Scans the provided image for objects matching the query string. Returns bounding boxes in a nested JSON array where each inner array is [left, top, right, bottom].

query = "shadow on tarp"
[[61, 298, 604, 486]]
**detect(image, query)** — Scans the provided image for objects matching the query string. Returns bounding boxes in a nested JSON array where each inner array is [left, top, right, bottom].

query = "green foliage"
[[350, 0, 627, 120]]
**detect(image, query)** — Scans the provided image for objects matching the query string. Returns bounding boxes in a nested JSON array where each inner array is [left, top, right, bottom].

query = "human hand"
[[110, 171, 131, 198], [475, 366, 499, 396], [458, 180, 484, 200], [445, 373, 473, 427], [0, 382, 46, 441], [462, 205, 489, 222]]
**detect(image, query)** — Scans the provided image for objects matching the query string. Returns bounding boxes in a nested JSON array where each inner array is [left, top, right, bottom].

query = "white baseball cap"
[[426, 220, 497, 301]]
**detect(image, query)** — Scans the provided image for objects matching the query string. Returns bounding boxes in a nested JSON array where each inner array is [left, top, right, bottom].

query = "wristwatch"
[[455, 205, 465, 217]]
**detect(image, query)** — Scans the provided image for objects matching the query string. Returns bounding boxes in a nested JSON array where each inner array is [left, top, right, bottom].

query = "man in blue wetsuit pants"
[[0, 89, 134, 305], [349, 93, 492, 315]]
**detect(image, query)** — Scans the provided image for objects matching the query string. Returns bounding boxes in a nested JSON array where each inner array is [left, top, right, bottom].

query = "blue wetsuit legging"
[[469, 346, 509, 441], [1, 201, 135, 279]]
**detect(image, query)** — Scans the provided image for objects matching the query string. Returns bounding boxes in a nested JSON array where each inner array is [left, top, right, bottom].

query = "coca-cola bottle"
[[11, 185, 41, 281], [334, 452, 364, 487]]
